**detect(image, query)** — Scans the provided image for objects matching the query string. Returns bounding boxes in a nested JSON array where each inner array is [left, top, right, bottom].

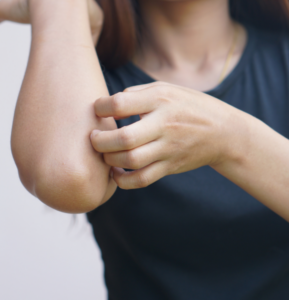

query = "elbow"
[[36, 167, 106, 214], [11, 133, 109, 213], [17, 160, 107, 214]]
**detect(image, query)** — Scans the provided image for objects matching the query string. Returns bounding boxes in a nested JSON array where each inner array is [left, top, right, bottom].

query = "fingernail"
[[110, 169, 114, 178], [91, 130, 101, 138]]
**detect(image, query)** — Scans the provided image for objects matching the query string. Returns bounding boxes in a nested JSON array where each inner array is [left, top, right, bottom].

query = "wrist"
[[211, 107, 251, 169], [28, 0, 95, 48], [29, 0, 89, 32], [29, 0, 87, 17]]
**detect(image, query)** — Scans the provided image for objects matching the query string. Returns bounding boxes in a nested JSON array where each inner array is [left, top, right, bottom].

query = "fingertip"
[[90, 129, 101, 140], [94, 98, 101, 109], [113, 167, 125, 176], [111, 167, 125, 185], [94, 96, 103, 102], [94, 97, 106, 116]]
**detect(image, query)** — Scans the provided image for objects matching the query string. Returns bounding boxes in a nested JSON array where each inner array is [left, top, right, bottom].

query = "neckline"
[[124, 24, 257, 98]]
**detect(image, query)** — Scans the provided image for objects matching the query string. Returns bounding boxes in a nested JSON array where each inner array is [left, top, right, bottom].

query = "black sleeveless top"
[[87, 26, 289, 300]]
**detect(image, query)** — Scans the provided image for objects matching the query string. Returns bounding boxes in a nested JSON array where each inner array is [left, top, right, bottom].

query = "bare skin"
[[0, 0, 103, 44], [2, 0, 289, 220], [3, 0, 117, 213], [133, 0, 247, 91]]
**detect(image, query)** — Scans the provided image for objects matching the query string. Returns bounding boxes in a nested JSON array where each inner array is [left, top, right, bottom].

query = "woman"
[[1, 0, 289, 298]]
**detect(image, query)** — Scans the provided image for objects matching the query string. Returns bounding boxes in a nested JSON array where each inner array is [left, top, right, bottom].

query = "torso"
[[87, 25, 289, 300]]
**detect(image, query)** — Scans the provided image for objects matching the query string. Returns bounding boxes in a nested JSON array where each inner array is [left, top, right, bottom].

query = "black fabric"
[[87, 25, 289, 300]]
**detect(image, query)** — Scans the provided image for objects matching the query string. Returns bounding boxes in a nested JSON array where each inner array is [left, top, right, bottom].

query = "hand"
[[0, 0, 30, 23], [0, 0, 103, 44], [90, 82, 243, 190]]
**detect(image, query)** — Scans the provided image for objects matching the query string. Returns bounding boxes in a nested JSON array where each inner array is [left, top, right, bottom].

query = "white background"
[[0, 22, 107, 300]]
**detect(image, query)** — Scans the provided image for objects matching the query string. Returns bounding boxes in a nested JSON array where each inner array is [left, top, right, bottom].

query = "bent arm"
[[212, 111, 289, 221], [11, 0, 117, 213]]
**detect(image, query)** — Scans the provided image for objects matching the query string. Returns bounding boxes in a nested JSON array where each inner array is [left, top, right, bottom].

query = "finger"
[[90, 115, 161, 153], [94, 88, 160, 118], [113, 82, 168, 120], [124, 81, 169, 93], [111, 161, 168, 190], [103, 141, 164, 170]]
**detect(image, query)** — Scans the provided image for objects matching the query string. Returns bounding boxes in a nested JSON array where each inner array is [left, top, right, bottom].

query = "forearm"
[[11, 0, 116, 213], [212, 112, 289, 221]]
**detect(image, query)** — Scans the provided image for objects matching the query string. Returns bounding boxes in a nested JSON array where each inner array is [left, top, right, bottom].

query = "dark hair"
[[96, 0, 289, 69]]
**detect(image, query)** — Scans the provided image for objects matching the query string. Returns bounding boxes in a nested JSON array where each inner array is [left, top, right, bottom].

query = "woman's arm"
[[11, 0, 117, 213], [211, 111, 289, 221], [90, 82, 289, 221]]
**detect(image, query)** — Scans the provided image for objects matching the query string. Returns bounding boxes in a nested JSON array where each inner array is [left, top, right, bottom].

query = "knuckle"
[[119, 128, 135, 148], [126, 151, 140, 169], [155, 85, 171, 99], [111, 93, 124, 115]]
